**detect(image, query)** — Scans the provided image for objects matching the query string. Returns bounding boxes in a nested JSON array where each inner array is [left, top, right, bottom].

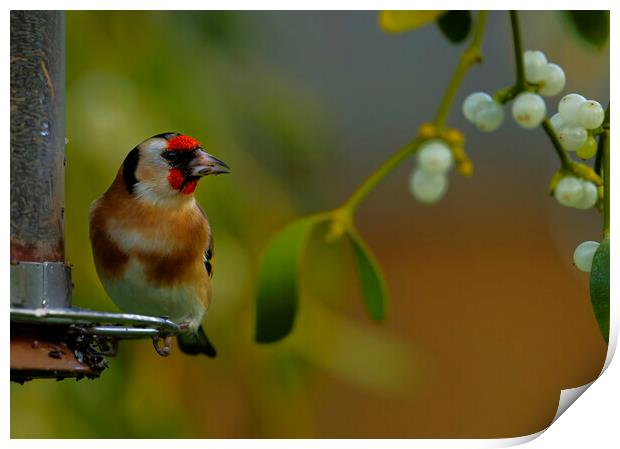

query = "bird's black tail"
[[177, 325, 217, 357]]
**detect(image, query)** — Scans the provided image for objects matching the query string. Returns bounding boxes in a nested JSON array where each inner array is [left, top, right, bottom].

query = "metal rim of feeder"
[[11, 307, 182, 339]]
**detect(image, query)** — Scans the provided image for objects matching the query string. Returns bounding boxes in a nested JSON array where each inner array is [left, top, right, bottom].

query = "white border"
[[1, 1, 617, 11]]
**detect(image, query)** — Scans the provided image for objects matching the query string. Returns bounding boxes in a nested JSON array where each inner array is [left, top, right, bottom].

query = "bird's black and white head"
[[122, 132, 230, 206]]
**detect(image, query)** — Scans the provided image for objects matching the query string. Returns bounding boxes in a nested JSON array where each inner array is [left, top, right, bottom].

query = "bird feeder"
[[10, 10, 181, 383]]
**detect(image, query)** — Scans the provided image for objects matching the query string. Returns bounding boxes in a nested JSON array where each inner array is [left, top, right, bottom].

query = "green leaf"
[[347, 230, 389, 321], [254, 215, 325, 343], [379, 10, 444, 34], [589, 236, 610, 343], [436, 11, 472, 43], [564, 11, 609, 50]]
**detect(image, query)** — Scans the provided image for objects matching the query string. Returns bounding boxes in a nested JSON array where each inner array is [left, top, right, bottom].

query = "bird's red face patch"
[[167, 168, 198, 195], [181, 179, 198, 194], [167, 168, 184, 190], [165, 135, 201, 194], [166, 135, 200, 151]]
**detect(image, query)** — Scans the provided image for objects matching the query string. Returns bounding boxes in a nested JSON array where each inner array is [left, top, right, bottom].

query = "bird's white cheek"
[[134, 156, 184, 201], [133, 179, 193, 208]]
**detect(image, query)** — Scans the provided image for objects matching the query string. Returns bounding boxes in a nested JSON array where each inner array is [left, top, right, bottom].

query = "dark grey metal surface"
[[10, 261, 72, 308], [10, 11, 66, 263]]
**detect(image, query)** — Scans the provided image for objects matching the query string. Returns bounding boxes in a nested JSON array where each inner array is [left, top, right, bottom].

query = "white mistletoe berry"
[[559, 93, 586, 124], [573, 241, 599, 272], [463, 92, 493, 123], [538, 63, 566, 97], [576, 100, 605, 130], [474, 100, 505, 132], [418, 140, 454, 174], [512, 92, 546, 129], [574, 180, 598, 210], [554, 176, 584, 207], [550, 112, 565, 131], [557, 123, 588, 152], [409, 169, 448, 204], [524, 50, 548, 84]]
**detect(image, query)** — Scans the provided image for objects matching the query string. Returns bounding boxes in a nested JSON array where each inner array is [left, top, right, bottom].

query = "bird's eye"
[[162, 151, 178, 161]]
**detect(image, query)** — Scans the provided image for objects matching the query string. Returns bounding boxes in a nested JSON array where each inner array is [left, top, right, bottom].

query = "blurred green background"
[[11, 11, 609, 438]]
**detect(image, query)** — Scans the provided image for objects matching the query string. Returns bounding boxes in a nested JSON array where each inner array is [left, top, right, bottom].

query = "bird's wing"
[[195, 203, 214, 278], [204, 234, 214, 278]]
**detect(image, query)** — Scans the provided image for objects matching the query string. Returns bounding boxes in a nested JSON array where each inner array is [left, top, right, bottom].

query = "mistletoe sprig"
[[254, 10, 610, 344], [460, 11, 610, 342]]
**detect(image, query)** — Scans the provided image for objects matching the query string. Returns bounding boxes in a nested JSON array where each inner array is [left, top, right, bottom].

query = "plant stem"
[[602, 129, 610, 236], [541, 118, 572, 169], [494, 85, 521, 104], [594, 136, 603, 175], [434, 10, 489, 129], [344, 138, 421, 212], [343, 11, 489, 214], [493, 12, 538, 104], [595, 105, 611, 175], [509, 11, 526, 88], [509, 12, 583, 177]]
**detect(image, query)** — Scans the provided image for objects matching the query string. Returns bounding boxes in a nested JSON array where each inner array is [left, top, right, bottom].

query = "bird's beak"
[[191, 150, 231, 176]]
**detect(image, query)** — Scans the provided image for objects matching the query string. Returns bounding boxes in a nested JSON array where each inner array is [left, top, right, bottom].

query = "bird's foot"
[[152, 335, 172, 357]]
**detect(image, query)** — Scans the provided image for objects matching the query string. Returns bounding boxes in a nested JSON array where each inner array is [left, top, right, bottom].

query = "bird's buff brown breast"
[[89, 171, 209, 289]]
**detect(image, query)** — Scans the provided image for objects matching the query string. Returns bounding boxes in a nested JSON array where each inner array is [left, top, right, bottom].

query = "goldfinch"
[[89, 133, 230, 357]]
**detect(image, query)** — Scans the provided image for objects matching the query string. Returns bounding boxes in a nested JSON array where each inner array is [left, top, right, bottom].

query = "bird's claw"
[[152, 335, 172, 357]]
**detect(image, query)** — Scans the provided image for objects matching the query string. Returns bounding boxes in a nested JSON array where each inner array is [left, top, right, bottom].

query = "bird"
[[89, 132, 230, 357]]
